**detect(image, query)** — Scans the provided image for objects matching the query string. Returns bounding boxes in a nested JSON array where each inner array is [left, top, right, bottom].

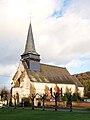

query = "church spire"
[[21, 20, 40, 72], [24, 22, 37, 55]]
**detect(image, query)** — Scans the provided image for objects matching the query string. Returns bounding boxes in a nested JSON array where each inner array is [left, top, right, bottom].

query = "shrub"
[[72, 93, 81, 101]]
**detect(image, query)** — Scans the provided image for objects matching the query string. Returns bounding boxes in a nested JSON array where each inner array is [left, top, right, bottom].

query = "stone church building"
[[12, 21, 84, 104]]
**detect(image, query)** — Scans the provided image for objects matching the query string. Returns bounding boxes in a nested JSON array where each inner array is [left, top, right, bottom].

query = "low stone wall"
[[72, 102, 90, 108], [44, 101, 90, 108], [45, 101, 66, 107]]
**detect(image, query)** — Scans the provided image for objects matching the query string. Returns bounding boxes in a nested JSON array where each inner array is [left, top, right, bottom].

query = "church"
[[12, 21, 84, 104]]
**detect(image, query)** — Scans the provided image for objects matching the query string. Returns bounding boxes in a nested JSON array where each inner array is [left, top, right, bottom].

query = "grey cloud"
[[0, 0, 90, 69]]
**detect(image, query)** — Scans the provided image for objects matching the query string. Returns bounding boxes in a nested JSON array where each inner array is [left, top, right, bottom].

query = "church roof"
[[23, 22, 38, 55], [22, 62, 83, 87]]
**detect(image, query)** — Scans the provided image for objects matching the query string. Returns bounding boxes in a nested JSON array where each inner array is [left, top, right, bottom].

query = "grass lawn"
[[0, 108, 90, 120]]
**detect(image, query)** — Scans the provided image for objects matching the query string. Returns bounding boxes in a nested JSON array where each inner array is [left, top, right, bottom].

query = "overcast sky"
[[0, 0, 90, 88]]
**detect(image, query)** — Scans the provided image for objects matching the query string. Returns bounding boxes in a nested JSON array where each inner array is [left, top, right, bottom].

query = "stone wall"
[[72, 102, 90, 108], [44, 101, 90, 108]]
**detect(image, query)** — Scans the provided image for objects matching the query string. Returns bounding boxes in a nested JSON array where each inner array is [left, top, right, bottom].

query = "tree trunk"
[[14, 99, 16, 109], [55, 98, 57, 111], [32, 99, 34, 110], [22, 100, 24, 109], [42, 99, 45, 111]]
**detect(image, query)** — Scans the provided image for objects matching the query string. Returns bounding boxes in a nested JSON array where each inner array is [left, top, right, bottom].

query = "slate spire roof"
[[24, 22, 37, 55]]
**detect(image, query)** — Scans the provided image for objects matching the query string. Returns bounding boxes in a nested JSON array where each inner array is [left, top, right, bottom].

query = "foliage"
[[30, 83, 36, 96], [22, 97, 30, 107], [0, 88, 10, 101], [23, 97, 30, 102], [44, 85, 51, 100], [62, 94, 68, 101], [14, 81, 20, 87], [62, 92, 81, 102], [75, 72, 90, 98], [72, 92, 81, 101], [79, 78, 90, 98], [16, 93, 19, 104], [64, 92, 71, 100], [54, 84, 60, 93], [65, 86, 70, 93]]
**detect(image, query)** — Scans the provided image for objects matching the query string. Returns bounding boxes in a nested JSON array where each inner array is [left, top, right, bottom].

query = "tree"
[[30, 83, 36, 96], [75, 72, 90, 98], [13, 94, 17, 109], [63, 92, 72, 112], [79, 78, 90, 98], [54, 84, 60, 93], [50, 84, 60, 111], [36, 93, 46, 111], [0, 88, 10, 106], [72, 92, 81, 101], [41, 94, 46, 111], [44, 85, 51, 100], [29, 94, 36, 110], [29, 83, 36, 110], [54, 84, 60, 101], [65, 86, 70, 93]]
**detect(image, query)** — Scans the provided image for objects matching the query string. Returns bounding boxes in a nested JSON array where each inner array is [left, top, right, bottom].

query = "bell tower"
[[21, 22, 40, 72]]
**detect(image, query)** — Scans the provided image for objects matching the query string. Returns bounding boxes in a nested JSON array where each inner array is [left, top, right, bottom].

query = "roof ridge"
[[40, 63, 66, 69], [73, 71, 90, 75]]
